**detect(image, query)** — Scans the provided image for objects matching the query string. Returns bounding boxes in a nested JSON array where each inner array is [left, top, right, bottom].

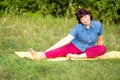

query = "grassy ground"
[[0, 14, 120, 80]]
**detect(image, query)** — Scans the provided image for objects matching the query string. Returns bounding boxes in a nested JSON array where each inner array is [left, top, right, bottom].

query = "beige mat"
[[15, 51, 120, 61]]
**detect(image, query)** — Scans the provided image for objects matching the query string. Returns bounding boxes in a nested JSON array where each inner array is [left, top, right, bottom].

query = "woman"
[[30, 8, 107, 60]]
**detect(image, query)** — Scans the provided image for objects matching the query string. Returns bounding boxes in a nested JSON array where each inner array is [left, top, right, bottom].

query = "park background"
[[0, 0, 120, 80]]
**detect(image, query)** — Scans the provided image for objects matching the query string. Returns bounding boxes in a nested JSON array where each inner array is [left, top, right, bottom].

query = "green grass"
[[0, 14, 120, 80]]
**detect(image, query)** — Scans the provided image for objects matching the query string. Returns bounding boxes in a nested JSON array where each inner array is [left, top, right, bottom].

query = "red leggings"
[[45, 42, 107, 58]]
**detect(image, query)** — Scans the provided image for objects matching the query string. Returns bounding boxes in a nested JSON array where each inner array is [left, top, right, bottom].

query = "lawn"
[[0, 14, 120, 80]]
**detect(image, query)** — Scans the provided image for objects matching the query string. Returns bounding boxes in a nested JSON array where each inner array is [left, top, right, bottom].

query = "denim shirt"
[[70, 20, 103, 52]]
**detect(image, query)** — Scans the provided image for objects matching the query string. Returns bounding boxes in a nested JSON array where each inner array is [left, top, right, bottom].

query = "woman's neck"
[[86, 25, 90, 29]]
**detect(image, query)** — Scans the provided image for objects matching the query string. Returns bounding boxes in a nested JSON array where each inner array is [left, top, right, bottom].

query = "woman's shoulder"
[[71, 23, 83, 31], [91, 20, 102, 27]]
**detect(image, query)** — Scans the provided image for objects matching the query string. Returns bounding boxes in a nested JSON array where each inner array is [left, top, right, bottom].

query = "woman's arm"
[[97, 35, 103, 45], [45, 34, 74, 52]]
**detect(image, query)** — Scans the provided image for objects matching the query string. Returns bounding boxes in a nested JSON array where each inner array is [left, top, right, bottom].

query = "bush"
[[0, 0, 120, 23]]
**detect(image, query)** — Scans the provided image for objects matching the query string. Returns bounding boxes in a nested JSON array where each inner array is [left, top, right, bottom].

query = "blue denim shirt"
[[70, 20, 103, 52]]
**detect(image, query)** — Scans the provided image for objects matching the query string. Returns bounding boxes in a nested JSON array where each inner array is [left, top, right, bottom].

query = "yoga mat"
[[15, 51, 120, 61]]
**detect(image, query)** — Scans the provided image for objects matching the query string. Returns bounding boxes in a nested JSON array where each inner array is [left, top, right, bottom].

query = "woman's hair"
[[76, 8, 93, 23]]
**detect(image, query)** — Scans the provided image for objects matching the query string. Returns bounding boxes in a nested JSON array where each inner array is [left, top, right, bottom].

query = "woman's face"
[[80, 15, 91, 26]]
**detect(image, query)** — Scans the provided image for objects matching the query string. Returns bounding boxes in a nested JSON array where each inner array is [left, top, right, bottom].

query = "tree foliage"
[[0, 0, 120, 23]]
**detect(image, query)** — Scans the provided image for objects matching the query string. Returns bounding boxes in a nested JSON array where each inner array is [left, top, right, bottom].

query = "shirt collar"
[[90, 21, 95, 29], [82, 21, 94, 30]]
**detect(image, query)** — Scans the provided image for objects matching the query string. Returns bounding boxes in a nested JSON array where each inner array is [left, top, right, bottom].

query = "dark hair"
[[76, 8, 93, 23]]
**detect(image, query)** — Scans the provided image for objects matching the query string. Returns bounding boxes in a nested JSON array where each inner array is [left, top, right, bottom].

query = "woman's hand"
[[97, 35, 103, 45]]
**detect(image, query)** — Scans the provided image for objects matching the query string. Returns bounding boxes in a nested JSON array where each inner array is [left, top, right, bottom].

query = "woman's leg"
[[30, 42, 82, 59], [85, 45, 107, 58], [45, 42, 82, 58], [66, 45, 107, 59]]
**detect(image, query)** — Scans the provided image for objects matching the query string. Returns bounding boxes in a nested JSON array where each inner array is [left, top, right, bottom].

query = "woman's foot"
[[66, 53, 87, 59], [66, 54, 78, 59], [29, 48, 46, 60]]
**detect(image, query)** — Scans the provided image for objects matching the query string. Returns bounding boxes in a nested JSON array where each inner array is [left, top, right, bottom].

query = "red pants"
[[45, 42, 107, 58]]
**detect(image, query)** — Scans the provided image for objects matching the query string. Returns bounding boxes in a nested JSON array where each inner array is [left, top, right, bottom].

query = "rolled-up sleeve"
[[70, 27, 77, 37], [98, 23, 103, 36]]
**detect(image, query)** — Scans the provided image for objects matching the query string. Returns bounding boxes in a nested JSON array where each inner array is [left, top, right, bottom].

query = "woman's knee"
[[86, 45, 107, 58], [99, 45, 107, 54]]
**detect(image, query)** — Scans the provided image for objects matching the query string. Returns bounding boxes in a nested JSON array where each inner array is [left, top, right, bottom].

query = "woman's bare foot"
[[66, 53, 78, 59], [66, 53, 87, 59], [29, 48, 46, 60], [29, 48, 36, 54]]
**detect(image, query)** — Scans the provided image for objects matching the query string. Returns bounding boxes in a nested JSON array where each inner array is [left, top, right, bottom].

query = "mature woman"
[[30, 8, 107, 60]]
